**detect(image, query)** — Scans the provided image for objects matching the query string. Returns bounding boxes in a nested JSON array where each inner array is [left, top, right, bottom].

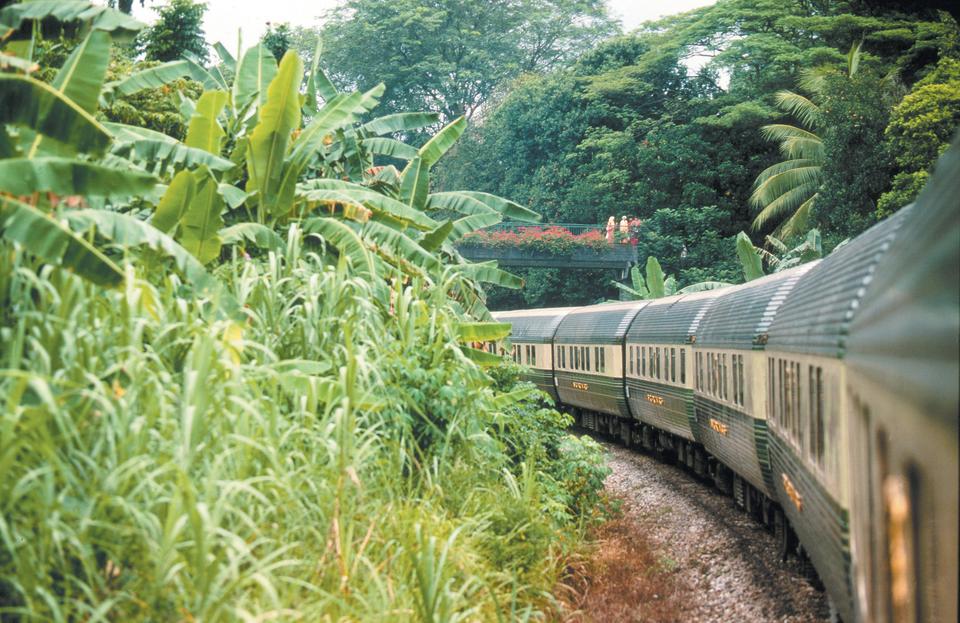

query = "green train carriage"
[[492, 307, 577, 404], [691, 264, 818, 503], [844, 140, 959, 623], [765, 205, 915, 623], [623, 289, 725, 472], [553, 301, 648, 438]]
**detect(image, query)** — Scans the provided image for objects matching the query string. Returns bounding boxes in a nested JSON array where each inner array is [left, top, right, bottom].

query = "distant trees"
[[317, 0, 617, 124], [442, 0, 959, 307], [260, 22, 293, 61], [138, 0, 208, 63]]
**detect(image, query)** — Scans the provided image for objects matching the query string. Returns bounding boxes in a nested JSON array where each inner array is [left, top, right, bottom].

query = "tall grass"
[[0, 230, 609, 621]]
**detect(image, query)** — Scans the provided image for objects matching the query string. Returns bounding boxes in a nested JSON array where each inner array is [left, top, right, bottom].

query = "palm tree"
[[750, 43, 862, 238]]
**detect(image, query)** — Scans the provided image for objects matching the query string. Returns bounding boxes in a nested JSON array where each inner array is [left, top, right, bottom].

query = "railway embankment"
[[562, 442, 830, 622]]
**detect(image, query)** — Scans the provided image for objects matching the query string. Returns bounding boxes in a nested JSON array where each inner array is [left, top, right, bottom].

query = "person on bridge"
[[606, 216, 615, 243], [619, 216, 629, 243]]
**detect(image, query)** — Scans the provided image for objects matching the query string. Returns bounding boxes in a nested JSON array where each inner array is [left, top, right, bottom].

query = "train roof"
[[554, 300, 649, 344], [695, 263, 818, 350], [846, 139, 960, 425], [492, 307, 578, 343], [766, 204, 914, 358], [626, 288, 728, 344]]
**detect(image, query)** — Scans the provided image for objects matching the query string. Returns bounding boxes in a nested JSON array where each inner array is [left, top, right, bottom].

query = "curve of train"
[[491, 142, 959, 623]]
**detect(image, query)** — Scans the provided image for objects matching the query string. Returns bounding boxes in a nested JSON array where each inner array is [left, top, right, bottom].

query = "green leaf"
[[303, 217, 375, 280], [427, 191, 540, 222], [362, 137, 418, 160], [664, 275, 677, 297], [233, 43, 278, 111], [0, 1, 144, 39], [418, 116, 466, 168], [219, 223, 283, 250], [151, 169, 196, 234], [64, 209, 242, 319], [304, 38, 337, 113], [644, 256, 666, 298], [0, 157, 157, 199], [298, 182, 438, 230], [49, 29, 111, 114], [457, 322, 512, 342], [361, 112, 440, 136], [105, 122, 236, 174], [736, 231, 765, 281], [213, 42, 236, 72], [0, 68, 110, 158], [179, 169, 224, 264], [246, 51, 303, 216], [218, 183, 251, 210], [420, 220, 454, 251], [451, 212, 502, 239], [184, 90, 228, 155], [101, 60, 190, 102], [457, 262, 522, 289], [0, 196, 123, 287], [463, 347, 504, 367], [400, 157, 429, 212], [612, 281, 647, 300], [362, 220, 440, 272]]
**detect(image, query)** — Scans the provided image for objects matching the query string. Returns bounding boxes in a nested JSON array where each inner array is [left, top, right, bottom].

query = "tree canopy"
[[317, 0, 617, 124]]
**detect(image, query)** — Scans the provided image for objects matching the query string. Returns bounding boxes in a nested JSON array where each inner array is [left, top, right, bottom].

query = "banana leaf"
[[457, 322, 512, 342], [101, 60, 190, 103], [427, 191, 540, 222], [0, 157, 157, 198], [361, 112, 440, 136], [0, 196, 123, 287], [219, 223, 283, 250], [418, 116, 466, 168]]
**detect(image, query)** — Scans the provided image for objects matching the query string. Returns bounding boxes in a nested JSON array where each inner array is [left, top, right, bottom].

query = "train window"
[[768, 358, 775, 423], [594, 347, 600, 372], [656, 347, 662, 379], [584, 347, 590, 371], [600, 347, 605, 373], [573, 347, 579, 370], [809, 365, 824, 465], [636, 347, 641, 377], [721, 354, 727, 400], [680, 349, 686, 384], [670, 348, 676, 382], [738, 355, 745, 406], [531, 345, 537, 367], [642, 347, 647, 376], [733, 356, 739, 404]]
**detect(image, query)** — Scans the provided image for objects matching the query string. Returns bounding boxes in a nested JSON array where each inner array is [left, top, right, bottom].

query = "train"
[[491, 141, 959, 622]]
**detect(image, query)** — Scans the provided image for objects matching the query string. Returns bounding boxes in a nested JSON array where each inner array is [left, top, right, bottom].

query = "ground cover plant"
[[0, 4, 609, 620]]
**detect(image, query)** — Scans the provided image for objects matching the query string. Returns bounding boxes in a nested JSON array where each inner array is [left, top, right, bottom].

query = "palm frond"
[[773, 90, 821, 130], [751, 183, 820, 230], [750, 163, 822, 207], [774, 194, 817, 239]]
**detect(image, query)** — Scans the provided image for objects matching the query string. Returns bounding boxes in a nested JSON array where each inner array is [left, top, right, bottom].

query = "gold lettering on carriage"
[[782, 473, 803, 512], [645, 393, 664, 405], [571, 381, 589, 390], [709, 418, 728, 435]]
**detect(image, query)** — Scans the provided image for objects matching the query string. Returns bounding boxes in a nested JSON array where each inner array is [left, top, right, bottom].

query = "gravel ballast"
[[596, 441, 831, 623]]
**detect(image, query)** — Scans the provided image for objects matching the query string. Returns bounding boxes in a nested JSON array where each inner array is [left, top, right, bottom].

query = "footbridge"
[[455, 223, 639, 271]]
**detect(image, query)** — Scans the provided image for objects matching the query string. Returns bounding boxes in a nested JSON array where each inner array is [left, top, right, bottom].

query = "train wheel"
[[774, 509, 795, 562]]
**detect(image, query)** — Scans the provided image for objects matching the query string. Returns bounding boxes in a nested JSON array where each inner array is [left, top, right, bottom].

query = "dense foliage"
[[0, 3, 611, 619], [316, 0, 617, 125], [440, 0, 959, 306]]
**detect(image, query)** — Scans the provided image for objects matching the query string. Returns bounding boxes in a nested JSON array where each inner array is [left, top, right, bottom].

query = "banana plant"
[[613, 256, 678, 300]]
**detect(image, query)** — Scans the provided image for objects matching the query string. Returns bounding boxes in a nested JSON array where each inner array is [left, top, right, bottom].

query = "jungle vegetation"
[[0, 2, 613, 620], [436, 0, 959, 308]]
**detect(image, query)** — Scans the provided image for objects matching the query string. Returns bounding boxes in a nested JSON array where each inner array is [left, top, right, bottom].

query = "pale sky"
[[127, 0, 717, 52]]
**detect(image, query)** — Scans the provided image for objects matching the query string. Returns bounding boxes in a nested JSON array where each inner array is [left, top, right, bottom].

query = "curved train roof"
[[766, 205, 914, 358], [492, 307, 578, 343], [626, 288, 728, 344], [695, 263, 818, 350], [555, 301, 648, 344], [846, 140, 959, 425]]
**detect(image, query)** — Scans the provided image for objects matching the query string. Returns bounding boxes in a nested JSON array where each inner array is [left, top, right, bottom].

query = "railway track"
[[591, 439, 830, 622]]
